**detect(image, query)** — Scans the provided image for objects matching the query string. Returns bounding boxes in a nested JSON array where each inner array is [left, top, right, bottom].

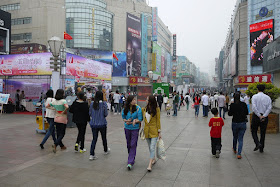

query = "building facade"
[[0, 9, 11, 54]]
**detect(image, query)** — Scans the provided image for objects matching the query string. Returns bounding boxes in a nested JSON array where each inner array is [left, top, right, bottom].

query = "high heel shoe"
[[147, 168, 152, 172]]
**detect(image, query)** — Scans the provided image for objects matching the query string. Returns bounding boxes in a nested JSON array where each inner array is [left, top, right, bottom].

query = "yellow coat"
[[142, 107, 161, 138]]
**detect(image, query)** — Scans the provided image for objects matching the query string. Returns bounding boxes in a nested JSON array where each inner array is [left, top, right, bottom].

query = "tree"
[[246, 83, 280, 103]]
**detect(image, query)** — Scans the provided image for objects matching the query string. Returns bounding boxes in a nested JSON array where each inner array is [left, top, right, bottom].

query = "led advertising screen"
[[141, 14, 148, 77], [250, 19, 274, 66], [152, 42, 162, 76], [112, 52, 127, 77], [126, 13, 142, 77], [0, 53, 52, 76]]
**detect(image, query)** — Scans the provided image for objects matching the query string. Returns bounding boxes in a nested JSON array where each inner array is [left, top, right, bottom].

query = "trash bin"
[[65, 96, 77, 128]]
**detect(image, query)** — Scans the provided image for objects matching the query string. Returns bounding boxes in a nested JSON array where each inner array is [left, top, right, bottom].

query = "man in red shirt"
[[209, 108, 224, 158]]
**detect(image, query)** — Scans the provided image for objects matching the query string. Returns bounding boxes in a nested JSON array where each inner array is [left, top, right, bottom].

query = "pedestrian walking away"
[[172, 92, 179, 116], [157, 93, 163, 111], [218, 92, 226, 119], [193, 94, 201, 117], [113, 90, 121, 114], [163, 94, 168, 110], [228, 93, 248, 159], [40, 89, 56, 149], [201, 91, 209, 117], [142, 95, 162, 172], [122, 95, 143, 170], [47, 89, 69, 153], [214, 93, 219, 108], [185, 93, 191, 110], [244, 94, 250, 114], [251, 84, 272, 153], [89, 91, 110, 160], [208, 108, 224, 158], [69, 92, 90, 153], [225, 93, 230, 111]]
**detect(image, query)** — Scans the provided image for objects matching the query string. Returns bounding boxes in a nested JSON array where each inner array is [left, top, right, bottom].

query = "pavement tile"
[[136, 177, 174, 187]]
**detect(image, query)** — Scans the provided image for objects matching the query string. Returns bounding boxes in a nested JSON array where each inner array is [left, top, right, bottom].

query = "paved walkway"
[[0, 108, 280, 187]]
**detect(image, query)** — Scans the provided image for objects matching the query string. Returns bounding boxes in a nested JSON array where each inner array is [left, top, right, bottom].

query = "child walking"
[[208, 108, 224, 158], [166, 100, 172, 116]]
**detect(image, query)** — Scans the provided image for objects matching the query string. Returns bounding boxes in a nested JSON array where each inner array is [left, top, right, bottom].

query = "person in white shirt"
[[244, 94, 250, 114], [184, 93, 191, 110], [201, 91, 209, 117], [113, 90, 121, 114], [209, 94, 215, 109], [251, 85, 272, 153], [163, 94, 169, 110], [214, 93, 219, 107], [218, 92, 226, 119]]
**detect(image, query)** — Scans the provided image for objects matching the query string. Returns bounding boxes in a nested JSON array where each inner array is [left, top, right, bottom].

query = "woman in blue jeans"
[[40, 90, 56, 149], [228, 93, 248, 159]]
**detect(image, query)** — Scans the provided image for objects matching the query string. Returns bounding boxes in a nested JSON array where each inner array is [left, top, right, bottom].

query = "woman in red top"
[[193, 94, 201, 117]]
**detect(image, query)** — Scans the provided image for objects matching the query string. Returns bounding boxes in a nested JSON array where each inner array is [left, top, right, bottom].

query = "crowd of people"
[[38, 84, 272, 174]]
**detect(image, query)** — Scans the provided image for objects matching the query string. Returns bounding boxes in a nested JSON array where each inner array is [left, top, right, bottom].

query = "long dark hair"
[[46, 89, 54, 98], [55, 89, 64, 100], [93, 91, 103, 110], [234, 92, 240, 104], [123, 95, 136, 116], [146, 95, 157, 117]]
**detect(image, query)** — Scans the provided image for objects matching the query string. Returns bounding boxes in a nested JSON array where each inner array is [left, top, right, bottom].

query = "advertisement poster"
[[0, 94, 10, 104], [65, 79, 75, 94], [141, 14, 148, 77], [250, 19, 274, 66], [152, 7, 158, 41], [0, 53, 53, 76], [137, 86, 152, 102], [66, 48, 113, 65], [173, 34, 177, 61], [113, 52, 126, 77], [4, 79, 49, 101], [11, 44, 47, 54], [126, 13, 142, 77], [166, 53, 171, 80], [0, 79, 3, 93], [153, 83, 169, 96], [66, 53, 112, 81], [153, 43, 162, 75], [230, 42, 237, 76]]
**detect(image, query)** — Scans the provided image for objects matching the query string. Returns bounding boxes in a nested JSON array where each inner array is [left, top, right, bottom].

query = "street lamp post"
[[148, 70, 153, 94], [48, 36, 63, 94]]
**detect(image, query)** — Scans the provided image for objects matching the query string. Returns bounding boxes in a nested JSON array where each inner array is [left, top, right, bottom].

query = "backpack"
[[185, 96, 189, 104]]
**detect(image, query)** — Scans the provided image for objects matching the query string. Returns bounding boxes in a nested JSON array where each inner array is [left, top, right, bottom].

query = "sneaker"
[[89, 155, 98, 160], [216, 150, 220, 158], [237, 155, 242, 159], [114, 113, 117, 115], [212, 154, 216, 157], [127, 164, 132, 170], [104, 148, 111, 155], [39, 144, 44, 149], [75, 143, 79, 152], [80, 148, 86, 153], [61, 146, 67, 150]]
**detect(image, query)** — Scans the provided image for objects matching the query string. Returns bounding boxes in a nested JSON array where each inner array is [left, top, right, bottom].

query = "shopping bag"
[[156, 138, 166, 160], [191, 103, 195, 109], [139, 128, 145, 140]]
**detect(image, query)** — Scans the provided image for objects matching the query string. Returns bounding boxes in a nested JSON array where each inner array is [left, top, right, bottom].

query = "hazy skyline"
[[148, 0, 237, 75]]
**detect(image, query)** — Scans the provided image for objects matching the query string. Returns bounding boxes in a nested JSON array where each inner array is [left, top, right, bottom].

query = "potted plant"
[[246, 83, 280, 134]]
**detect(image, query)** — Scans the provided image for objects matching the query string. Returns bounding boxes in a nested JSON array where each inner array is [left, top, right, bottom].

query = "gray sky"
[[148, 0, 236, 75]]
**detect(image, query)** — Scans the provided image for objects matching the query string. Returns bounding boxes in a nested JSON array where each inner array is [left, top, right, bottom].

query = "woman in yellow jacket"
[[142, 95, 162, 172]]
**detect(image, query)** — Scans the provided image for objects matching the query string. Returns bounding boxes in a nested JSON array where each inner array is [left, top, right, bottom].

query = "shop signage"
[[256, 9, 273, 20], [237, 74, 272, 84], [0, 93, 10, 104], [173, 34, 177, 61], [152, 7, 158, 41], [0, 53, 52, 75], [263, 36, 280, 73], [0, 19, 4, 27], [153, 83, 169, 96], [129, 76, 150, 86], [152, 53, 156, 71], [66, 53, 112, 81]]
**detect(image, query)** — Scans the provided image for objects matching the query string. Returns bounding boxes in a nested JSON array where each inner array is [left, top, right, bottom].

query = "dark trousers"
[[158, 102, 162, 111], [203, 105, 209, 117], [55, 123, 66, 147], [16, 101, 20, 111], [251, 113, 268, 148], [211, 137, 222, 155], [76, 122, 87, 149], [90, 127, 108, 156], [219, 107, 225, 118]]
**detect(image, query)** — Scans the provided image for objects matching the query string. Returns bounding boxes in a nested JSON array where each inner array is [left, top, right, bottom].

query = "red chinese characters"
[[237, 74, 272, 84]]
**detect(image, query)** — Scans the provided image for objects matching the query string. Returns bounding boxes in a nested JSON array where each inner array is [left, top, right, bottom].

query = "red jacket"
[[209, 117, 224, 138]]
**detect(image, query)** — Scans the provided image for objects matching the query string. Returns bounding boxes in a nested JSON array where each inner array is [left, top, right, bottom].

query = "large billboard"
[[152, 7, 158, 41], [113, 52, 126, 77], [263, 37, 280, 73], [152, 42, 162, 75], [11, 44, 47, 54], [66, 53, 112, 81], [141, 14, 148, 77], [230, 41, 237, 76], [250, 19, 274, 66], [0, 53, 52, 76], [126, 13, 141, 77]]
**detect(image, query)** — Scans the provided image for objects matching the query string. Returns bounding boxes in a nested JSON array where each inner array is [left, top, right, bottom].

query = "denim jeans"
[[173, 104, 178, 116], [219, 107, 225, 118], [247, 104, 250, 114], [114, 103, 121, 113], [54, 123, 66, 147], [186, 102, 190, 110], [194, 105, 199, 116], [203, 105, 208, 117], [90, 127, 108, 156], [232, 122, 247, 155], [41, 117, 56, 145], [146, 137, 158, 159]]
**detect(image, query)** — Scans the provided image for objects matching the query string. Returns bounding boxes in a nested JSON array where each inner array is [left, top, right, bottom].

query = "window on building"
[[11, 33, 32, 41], [11, 17, 32, 25], [0, 3, 20, 11]]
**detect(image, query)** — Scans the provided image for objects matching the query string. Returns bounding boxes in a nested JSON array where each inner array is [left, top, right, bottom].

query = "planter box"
[[250, 113, 279, 134]]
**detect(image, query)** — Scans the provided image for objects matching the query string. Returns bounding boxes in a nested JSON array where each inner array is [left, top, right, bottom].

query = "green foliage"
[[246, 83, 280, 103]]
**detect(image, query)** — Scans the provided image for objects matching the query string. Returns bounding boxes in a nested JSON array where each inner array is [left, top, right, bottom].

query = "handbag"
[[54, 115, 68, 124], [156, 138, 166, 160], [191, 103, 195, 109], [139, 127, 145, 140]]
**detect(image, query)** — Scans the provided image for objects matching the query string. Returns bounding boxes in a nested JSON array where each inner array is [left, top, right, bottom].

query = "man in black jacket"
[[157, 93, 163, 111]]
